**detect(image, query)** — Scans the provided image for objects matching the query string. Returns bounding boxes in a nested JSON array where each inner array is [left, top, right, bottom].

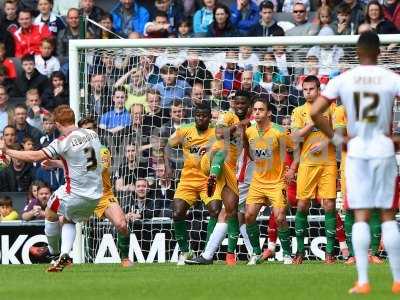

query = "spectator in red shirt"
[[0, 43, 17, 80], [383, 0, 400, 30], [13, 9, 52, 58]]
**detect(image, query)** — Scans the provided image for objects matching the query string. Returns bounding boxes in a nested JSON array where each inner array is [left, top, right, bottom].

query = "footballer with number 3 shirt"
[[0, 105, 103, 272]]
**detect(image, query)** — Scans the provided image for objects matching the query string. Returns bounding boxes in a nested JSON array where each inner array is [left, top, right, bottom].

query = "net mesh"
[[78, 41, 400, 263]]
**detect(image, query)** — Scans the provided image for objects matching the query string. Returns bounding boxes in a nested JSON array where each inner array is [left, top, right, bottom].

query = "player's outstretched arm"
[[0, 139, 47, 162], [310, 96, 334, 139]]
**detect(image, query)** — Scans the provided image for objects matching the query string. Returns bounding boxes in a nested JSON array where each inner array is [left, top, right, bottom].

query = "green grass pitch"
[[1, 262, 398, 300]]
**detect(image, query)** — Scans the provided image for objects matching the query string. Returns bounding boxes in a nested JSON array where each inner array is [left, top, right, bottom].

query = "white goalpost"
[[69, 34, 400, 264]]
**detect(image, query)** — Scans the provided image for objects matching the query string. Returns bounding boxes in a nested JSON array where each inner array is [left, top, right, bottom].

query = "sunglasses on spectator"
[[293, 10, 305, 13]]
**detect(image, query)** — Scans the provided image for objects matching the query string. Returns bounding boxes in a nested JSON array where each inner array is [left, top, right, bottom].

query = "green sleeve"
[[210, 151, 225, 177]]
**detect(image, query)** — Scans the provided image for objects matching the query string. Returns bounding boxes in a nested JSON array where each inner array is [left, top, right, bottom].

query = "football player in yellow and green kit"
[[245, 98, 294, 265], [291, 75, 337, 264], [165, 102, 222, 265], [185, 90, 253, 265], [334, 105, 383, 265], [78, 117, 133, 267]]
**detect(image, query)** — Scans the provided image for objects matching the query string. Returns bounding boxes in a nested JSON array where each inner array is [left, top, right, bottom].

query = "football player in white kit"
[[310, 32, 400, 294], [0, 105, 103, 272]]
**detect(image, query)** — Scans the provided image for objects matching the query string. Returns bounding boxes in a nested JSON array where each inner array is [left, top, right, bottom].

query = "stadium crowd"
[[0, 0, 399, 225]]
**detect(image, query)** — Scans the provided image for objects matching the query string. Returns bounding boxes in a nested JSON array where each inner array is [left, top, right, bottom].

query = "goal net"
[[69, 35, 400, 263]]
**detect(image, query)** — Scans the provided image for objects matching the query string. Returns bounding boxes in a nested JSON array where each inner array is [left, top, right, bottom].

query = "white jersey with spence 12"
[[322, 65, 400, 159], [42, 128, 103, 199]]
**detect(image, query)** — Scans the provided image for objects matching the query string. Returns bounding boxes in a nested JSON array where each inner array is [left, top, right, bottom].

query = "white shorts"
[[238, 182, 250, 213], [346, 156, 398, 209], [48, 188, 100, 223]]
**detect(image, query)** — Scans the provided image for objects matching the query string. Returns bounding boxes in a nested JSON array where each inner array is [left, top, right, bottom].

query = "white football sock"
[[352, 222, 371, 284], [382, 220, 400, 282], [60, 223, 76, 255], [268, 241, 276, 252], [240, 224, 253, 254], [45, 220, 61, 255], [202, 223, 227, 260]]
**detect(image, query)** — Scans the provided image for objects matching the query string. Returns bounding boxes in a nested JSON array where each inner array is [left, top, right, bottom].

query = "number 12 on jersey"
[[353, 92, 379, 123]]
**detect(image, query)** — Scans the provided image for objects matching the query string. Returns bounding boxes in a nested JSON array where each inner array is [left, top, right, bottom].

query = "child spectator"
[[0, 196, 19, 221], [0, 43, 17, 80], [91, 12, 118, 39], [22, 137, 35, 150], [26, 180, 41, 205], [332, 3, 353, 35], [316, 5, 335, 35], [41, 71, 69, 111], [214, 50, 242, 97], [13, 54, 50, 97], [34, 38, 60, 78], [193, 0, 216, 35], [25, 88, 50, 131], [177, 17, 193, 38], [2, 0, 19, 34], [21, 182, 51, 221], [39, 113, 59, 147], [34, 0, 66, 35], [208, 79, 230, 111]]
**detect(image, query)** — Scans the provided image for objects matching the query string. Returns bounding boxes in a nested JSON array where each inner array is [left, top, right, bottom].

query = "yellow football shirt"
[[169, 123, 216, 180], [100, 146, 113, 198], [246, 122, 294, 185], [212, 111, 241, 169], [333, 105, 347, 170], [291, 102, 336, 166]]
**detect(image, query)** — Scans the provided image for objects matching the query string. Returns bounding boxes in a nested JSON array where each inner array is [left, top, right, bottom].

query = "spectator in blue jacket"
[[193, 0, 216, 35], [35, 164, 64, 192], [111, 0, 150, 38], [230, 0, 259, 35]]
